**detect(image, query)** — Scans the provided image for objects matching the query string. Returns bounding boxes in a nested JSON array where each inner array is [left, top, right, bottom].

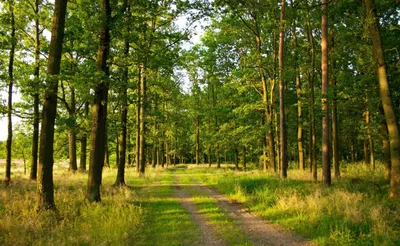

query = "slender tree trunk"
[[243, 146, 247, 171], [86, 0, 111, 202], [135, 67, 141, 172], [152, 145, 157, 168], [139, 65, 146, 175], [208, 147, 212, 167], [365, 0, 400, 197], [115, 57, 128, 185], [37, 0, 67, 210], [31, 0, 41, 180], [5, 4, 15, 186], [80, 102, 89, 172], [166, 141, 170, 167], [279, 0, 287, 179], [293, 18, 304, 171], [256, 34, 276, 173], [195, 118, 200, 165], [216, 144, 220, 168], [68, 88, 78, 172], [379, 105, 391, 180], [321, 0, 331, 185], [161, 140, 165, 168], [331, 30, 340, 179], [306, 5, 317, 181], [234, 148, 239, 170], [365, 105, 375, 169]]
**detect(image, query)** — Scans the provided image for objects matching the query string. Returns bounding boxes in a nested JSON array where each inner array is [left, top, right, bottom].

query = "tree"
[[278, 0, 287, 179], [364, 0, 400, 198], [86, 0, 111, 202], [4, 0, 16, 186], [321, 0, 331, 185], [37, 0, 68, 210]]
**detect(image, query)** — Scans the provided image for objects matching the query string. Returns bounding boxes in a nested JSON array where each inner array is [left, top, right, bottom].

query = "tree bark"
[[331, 30, 340, 179], [379, 105, 391, 180], [279, 0, 287, 179], [293, 16, 304, 171], [31, 0, 41, 181], [37, 0, 67, 210], [242, 146, 247, 171], [364, 0, 400, 198], [234, 147, 239, 170], [135, 67, 141, 172], [115, 65, 127, 184], [306, 6, 316, 180], [5, 3, 15, 186], [86, 0, 111, 202], [80, 102, 89, 172], [139, 65, 146, 175], [68, 88, 78, 172], [321, 0, 331, 185]]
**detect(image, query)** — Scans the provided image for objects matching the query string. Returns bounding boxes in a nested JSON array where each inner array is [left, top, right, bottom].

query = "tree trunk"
[[166, 141, 170, 167], [330, 29, 340, 179], [68, 88, 78, 172], [279, 0, 287, 179], [379, 105, 391, 180], [306, 5, 316, 181], [115, 64, 128, 185], [37, 0, 67, 210], [86, 0, 111, 202], [216, 144, 220, 168], [31, 0, 41, 181], [195, 118, 200, 165], [321, 0, 331, 185], [242, 146, 247, 171], [364, 0, 400, 198], [234, 147, 239, 170], [139, 65, 146, 175], [5, 3, 15, 186], [80, 102, 89, 172], [365, 105, 375, 169], [135, 67, 141, 172], [293, 17, 304, 171]]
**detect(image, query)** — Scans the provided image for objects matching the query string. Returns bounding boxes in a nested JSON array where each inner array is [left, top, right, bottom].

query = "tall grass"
[[0, 167, 143, 245]]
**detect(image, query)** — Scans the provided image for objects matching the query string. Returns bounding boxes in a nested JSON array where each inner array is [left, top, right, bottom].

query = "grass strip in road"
[[179, 175, 253, 246], [132, 174, 199, 246]]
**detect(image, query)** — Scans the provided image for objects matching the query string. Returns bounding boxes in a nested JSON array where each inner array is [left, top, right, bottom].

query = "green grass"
[[188, 162, 400, 246], [179, 174, 252, 245], [1, 162, 399, 245]]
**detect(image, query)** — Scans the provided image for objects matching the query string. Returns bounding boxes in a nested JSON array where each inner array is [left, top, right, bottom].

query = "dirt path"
[[188, 178, 311, 246], [173, 176, 227, 246]]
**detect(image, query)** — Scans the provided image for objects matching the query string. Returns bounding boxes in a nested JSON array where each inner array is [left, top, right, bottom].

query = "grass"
[[188, 162, 400, 246], [178, 174, 252, 245], [1, 161, 399, 245]]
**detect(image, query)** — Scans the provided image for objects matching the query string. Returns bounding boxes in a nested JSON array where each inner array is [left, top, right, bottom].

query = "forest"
[[0, 0, 399, 245]]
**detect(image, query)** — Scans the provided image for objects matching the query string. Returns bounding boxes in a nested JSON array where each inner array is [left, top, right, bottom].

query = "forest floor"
[[0, 161, 399, 245]]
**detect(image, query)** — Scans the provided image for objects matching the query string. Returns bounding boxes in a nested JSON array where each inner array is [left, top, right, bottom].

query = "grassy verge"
[[0, 168, 142, 245], [186, 163, 399, 246]]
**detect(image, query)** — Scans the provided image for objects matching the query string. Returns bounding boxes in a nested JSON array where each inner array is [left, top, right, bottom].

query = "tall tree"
[[86, 0, 111, 202], [321, 0, 331, 185], [37, 0, 68, 210], [4, 1, 15, 186], [30, 0, 42, 181], [114, 2, 129, 186], [278, 0, 287, 179], [364, 0, 400, 198]]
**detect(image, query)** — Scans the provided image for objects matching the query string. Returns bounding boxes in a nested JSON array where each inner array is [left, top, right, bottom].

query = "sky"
[[0, 5, 206, 142]]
